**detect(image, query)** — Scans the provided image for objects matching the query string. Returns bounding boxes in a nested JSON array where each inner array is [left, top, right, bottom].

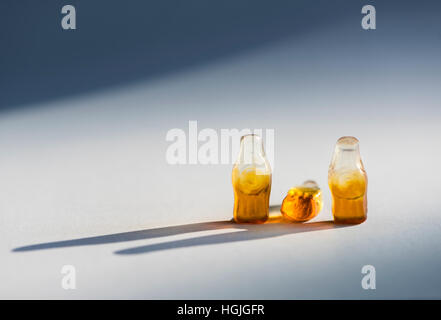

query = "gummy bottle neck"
[[236, 134, 267, 167], [330, 137, 363, 172]]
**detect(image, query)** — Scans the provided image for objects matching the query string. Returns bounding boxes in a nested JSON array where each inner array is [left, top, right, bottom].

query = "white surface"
[[1, 23, 441, 299]]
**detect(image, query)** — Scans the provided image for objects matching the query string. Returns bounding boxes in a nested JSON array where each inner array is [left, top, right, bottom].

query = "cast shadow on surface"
[[13, 206, 351, 255]]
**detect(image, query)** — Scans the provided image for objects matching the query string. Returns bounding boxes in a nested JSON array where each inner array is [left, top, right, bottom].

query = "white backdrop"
[[1, 19, 441, 299]]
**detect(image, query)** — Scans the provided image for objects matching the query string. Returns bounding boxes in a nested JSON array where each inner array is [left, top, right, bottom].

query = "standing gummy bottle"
[[328, 136, 368, 224], [232, 134, 272, 223]]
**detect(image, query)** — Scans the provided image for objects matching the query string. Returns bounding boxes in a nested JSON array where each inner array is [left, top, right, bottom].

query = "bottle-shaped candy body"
[[232, 134, 272, 223], [328, 136, 367, 224]]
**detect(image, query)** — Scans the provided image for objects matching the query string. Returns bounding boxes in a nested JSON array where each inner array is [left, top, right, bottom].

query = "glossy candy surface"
[[232, 134, 271, 223], [281, 180, 323, 222], [328, 136, 367, 224]]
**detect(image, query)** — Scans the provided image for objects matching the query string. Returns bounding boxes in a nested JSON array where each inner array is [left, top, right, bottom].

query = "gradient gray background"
[[1, 0, 441, 298]]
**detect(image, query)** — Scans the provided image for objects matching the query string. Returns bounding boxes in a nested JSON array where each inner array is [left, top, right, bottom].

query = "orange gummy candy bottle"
[[232, 134, 272, 223], [328, 136, 368, 224]]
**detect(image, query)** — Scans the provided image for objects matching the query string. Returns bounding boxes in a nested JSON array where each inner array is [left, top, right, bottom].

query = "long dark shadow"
[[12, 220, 239, 252], [13, 205, 351, 254], [12, 205, 281, 252], [114, 219, 347, 255]]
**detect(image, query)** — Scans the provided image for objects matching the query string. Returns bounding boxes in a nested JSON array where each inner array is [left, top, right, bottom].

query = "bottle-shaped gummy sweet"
[[232, 134, 272, 223], [281, 180, 323, 222], [328, 136, 367, 224]]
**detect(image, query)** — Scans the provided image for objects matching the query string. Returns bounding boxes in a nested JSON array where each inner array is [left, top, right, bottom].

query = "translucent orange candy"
[[232, 134, 272, 223], [281, 180, 323, 222], [328, 136, 368, 224]]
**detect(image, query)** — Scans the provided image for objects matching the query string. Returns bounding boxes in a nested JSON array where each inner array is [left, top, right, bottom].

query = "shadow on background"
[[0, 0, 360, 112], [13, 205, 352, 255], [2, 1, 439, 112]]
